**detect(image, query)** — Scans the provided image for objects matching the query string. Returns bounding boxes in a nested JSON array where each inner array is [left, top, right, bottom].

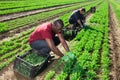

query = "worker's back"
[[69, 10, 80, 20], [29, 22, 55, 44], [69, 10, 85, 25]]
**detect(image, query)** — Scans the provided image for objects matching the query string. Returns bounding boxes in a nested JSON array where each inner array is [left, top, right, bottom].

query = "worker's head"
[[80, 7, 86, 14], [52, 19, 64, 33]]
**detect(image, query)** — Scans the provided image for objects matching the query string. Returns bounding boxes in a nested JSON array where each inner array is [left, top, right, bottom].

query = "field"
[[0, 0, 120, 80]]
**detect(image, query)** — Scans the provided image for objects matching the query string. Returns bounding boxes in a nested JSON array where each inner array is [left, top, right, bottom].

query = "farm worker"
[[28, 18, 75, 60], [68, 7, 86, 29]]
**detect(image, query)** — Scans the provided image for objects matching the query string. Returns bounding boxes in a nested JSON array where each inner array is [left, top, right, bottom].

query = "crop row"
[[0, 0, 103, 71], [0, 0, 101, 33], [44, 0, 110, 80], [0, 0, 86, 15], [0, 0, 102, 53]]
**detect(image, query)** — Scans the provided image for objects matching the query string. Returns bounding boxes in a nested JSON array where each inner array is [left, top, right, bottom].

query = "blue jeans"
[[30, 37, 60, 56]]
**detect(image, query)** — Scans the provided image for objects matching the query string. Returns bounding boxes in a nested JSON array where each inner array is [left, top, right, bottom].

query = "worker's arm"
[[82, 15, 86, 24], [77, 19, 83, 28], [45, 38, 64, 57], [57, 33, 70, 52], [74, 12, 83, 28]]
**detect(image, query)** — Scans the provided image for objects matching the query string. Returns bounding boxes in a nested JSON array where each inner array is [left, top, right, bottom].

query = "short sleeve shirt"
[[29, 22, 55, 44], [69, 10, 85, 24]]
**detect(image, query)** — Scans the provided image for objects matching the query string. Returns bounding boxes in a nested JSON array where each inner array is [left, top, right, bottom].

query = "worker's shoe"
[[48, 55, 55, 61], [49, 55, 55, 59]]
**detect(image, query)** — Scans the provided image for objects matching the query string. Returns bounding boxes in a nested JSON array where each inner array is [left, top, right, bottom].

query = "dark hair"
[[53, 18, 64, 28], [81, 7, 86, 12]]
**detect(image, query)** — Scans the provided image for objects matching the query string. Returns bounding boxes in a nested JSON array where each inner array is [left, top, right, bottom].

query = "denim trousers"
[[30, 37, 60, 56]]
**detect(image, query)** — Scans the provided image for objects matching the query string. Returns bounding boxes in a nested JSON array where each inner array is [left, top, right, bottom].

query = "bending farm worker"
[[28, 19, 70, 58], [68, 7, 86, 29]]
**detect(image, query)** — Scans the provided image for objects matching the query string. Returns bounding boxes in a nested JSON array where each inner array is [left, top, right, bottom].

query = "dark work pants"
[[30, 37, 60, 56]]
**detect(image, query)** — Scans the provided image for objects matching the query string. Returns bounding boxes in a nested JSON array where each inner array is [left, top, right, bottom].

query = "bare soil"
[[109, 4, 120, 80]]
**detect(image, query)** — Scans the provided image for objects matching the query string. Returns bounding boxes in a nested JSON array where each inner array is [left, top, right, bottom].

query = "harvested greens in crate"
[[13, 49, 49, 78]]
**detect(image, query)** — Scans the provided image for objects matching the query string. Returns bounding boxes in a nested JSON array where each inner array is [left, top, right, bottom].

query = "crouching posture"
[[28, 19, 70, 58], [68, 7, 86, 30]]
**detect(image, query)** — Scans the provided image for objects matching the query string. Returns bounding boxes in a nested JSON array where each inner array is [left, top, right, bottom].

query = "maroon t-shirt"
[[29, 22, 55, 44]]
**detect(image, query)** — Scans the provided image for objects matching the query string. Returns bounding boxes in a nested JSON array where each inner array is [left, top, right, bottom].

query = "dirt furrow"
[[109, 3, 120, 80], [0, 2, 84, 22]]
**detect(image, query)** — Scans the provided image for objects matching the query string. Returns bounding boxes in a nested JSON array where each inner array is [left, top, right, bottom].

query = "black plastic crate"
[[13, 49, 49, 78], [62, 28, 78, 40]]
